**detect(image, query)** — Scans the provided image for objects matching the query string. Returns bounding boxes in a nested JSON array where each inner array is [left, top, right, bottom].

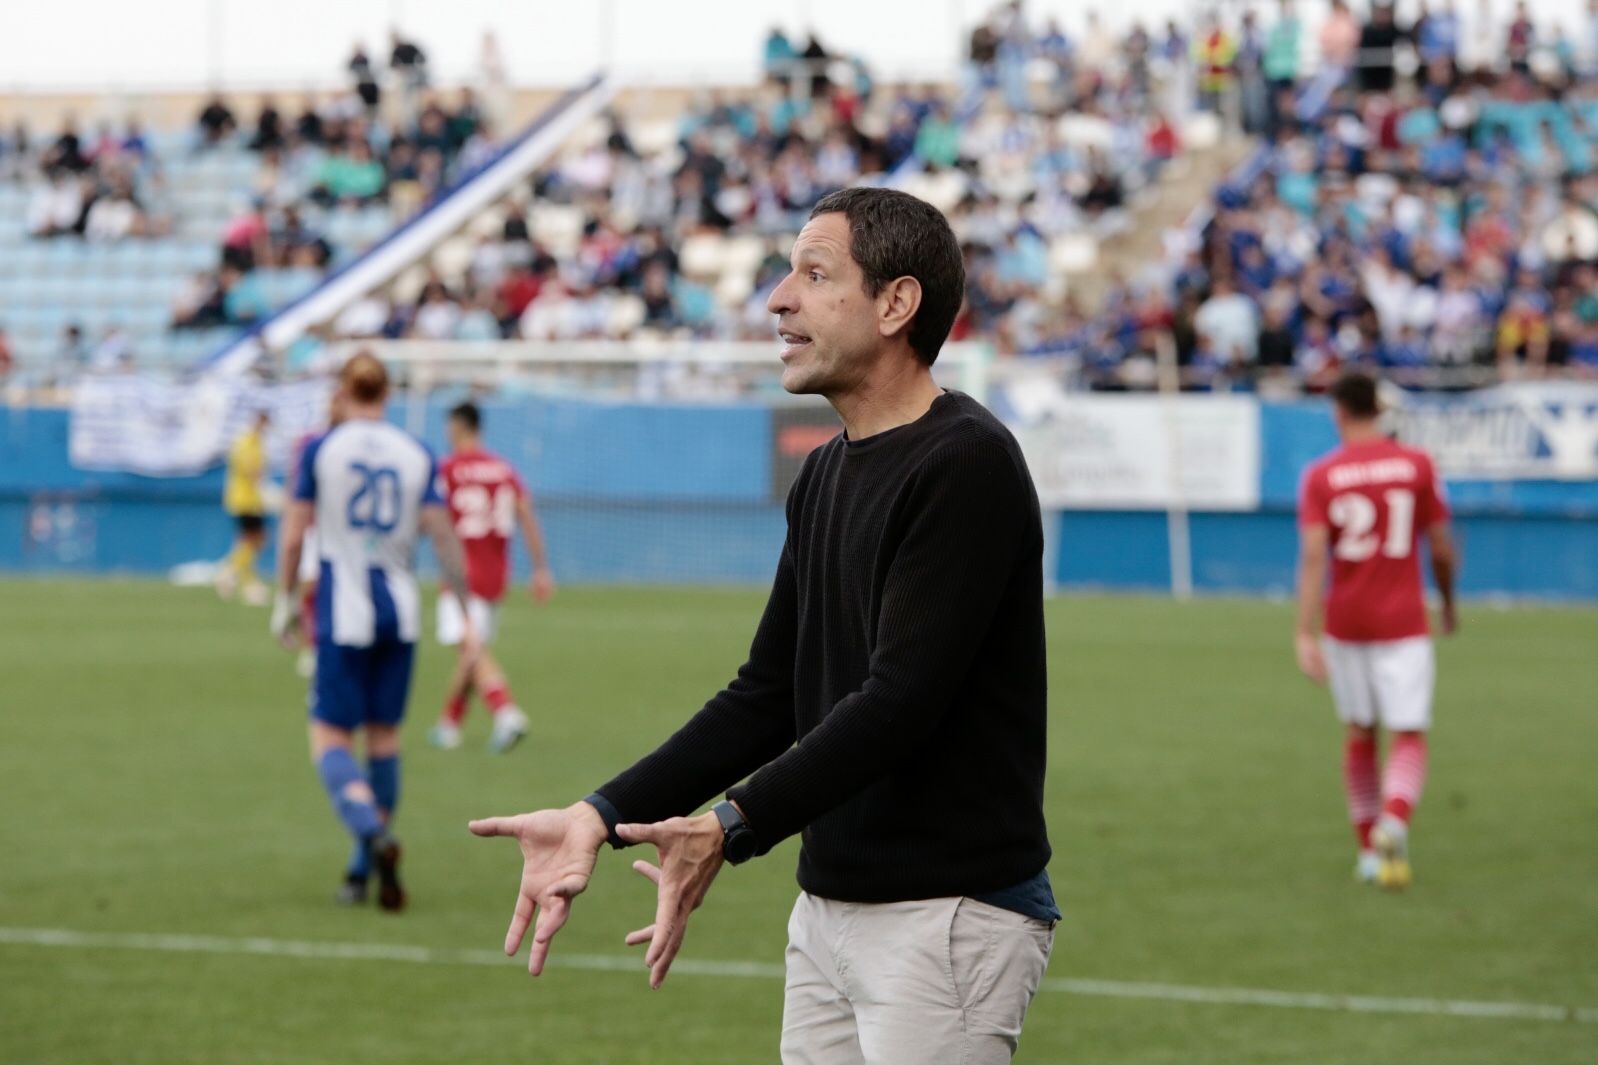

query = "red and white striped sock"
[[483, 682, 514, 715], [1382, 733, 1429, 825], [443, 693, 468, 726], [1343, 734, 1381, 850]]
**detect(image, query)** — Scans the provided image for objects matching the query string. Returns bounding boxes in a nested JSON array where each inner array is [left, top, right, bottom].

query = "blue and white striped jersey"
[[294, 418, 443, 647]]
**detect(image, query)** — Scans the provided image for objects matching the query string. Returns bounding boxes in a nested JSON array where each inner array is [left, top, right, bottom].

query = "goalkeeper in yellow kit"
[[219, 409, 272, 605]]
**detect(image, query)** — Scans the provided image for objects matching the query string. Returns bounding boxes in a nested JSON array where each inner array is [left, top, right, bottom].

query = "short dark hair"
[[809, 187, 965, 366], [1330, 371, 1380, 419], [448, 401, 481, 432]]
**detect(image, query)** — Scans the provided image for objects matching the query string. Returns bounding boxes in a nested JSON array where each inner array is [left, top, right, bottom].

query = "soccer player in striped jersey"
[[428, 401, 554, 754], [1296, 372, 1459, 889], [272, 352, 479, 910], [286, 390, 347, 679]]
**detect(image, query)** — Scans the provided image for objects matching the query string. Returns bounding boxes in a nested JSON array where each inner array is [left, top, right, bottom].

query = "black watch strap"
[[712, 800, 757, 864]]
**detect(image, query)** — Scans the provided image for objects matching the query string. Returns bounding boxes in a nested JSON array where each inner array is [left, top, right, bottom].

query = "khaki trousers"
[[780, 892, 1054, 1064]]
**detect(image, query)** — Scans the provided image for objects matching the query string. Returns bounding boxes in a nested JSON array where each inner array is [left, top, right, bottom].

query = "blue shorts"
[[309, 639, 415, 730]]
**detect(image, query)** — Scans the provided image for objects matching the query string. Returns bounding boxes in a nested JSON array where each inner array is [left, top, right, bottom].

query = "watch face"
[[726, 828, 758, 864]]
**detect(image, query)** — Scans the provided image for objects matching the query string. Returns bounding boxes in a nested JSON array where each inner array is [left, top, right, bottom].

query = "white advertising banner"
[[1392, 382, 1598, 481], [1000, 379, 1260, 510], [69, 374, 332, 477]]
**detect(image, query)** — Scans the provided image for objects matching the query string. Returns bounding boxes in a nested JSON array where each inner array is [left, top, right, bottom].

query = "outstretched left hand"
[[616, 812, 726, 989]]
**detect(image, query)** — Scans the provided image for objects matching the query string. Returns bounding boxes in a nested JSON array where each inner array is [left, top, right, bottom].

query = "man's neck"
[[345, 402, 386, 422], [828, 358, 945, 441], [1340, 420, 1385, 445]]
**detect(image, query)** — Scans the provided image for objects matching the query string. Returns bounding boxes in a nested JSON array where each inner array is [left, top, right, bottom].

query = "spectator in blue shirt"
[[763, 27, 796, 82], [1418, 0, 1461, 64]]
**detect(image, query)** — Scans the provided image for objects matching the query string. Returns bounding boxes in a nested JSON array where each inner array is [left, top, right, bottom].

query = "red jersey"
[[440, 447, 526, 602], [1298, 437, 1450, 642]]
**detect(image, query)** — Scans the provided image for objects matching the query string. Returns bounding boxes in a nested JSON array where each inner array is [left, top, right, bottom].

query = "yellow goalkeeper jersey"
[[224, 429, 266, 516]]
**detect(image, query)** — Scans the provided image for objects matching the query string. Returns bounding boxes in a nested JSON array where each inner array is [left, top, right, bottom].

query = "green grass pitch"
[[2, 580, 1595, 1064]]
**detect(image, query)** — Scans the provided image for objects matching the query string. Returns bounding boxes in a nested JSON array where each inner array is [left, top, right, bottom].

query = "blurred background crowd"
[[2, 2, 1597, 393]]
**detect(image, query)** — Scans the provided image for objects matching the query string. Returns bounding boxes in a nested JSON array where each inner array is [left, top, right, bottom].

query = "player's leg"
[[217, 517, 248, 599], [1343, 723, 1382, 883], [310, 643, 394, 905], [309, 722, 387, 905], [430, 593, 472, 749], [364, 639, 416, 912], [1322, 637, 1382, 882], [1371, 638, 1435, 890], [363, 722, 404, 910], [235, 520, 270, 604], [469, 598, 528, 754], [477, 652, 529, 754], [339, 719, 403, 892]]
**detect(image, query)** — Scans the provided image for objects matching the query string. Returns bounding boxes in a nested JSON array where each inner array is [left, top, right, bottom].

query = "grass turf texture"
[[1, 580, 1595, 1064]]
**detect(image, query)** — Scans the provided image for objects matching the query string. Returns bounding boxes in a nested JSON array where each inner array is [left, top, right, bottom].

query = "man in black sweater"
[[472, 187, 1055, 1064]]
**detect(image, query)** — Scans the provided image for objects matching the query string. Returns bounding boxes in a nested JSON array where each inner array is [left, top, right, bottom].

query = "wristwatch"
[[712, 800, 757, 865]]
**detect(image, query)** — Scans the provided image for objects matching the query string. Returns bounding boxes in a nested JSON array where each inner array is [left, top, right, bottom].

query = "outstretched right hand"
[[469, 802, 609, 975]]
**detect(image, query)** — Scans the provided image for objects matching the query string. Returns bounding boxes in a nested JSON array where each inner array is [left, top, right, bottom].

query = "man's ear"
[[877, 275, 923, 341]]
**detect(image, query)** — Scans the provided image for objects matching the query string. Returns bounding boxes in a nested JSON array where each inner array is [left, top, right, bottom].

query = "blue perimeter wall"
[[1059, 403, 1598, 600], [3, 399, 1595, 599]]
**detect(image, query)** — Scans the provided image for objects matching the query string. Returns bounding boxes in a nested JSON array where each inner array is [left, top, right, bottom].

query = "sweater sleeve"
[[591, 528, 800, 836], [727, 431, 1031, 854]]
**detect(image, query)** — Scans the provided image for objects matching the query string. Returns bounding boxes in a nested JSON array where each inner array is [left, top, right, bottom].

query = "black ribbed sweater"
[[596, 391, 1051, 902]]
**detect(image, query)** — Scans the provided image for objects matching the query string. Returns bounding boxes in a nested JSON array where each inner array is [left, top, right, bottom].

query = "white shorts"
[[436, 593, 498, 647], [298, 528, 321, 585], [1322, 635, 1434, 732]]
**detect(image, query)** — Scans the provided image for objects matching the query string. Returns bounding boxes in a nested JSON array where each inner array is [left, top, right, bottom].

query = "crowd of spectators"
[[1056, 0, 1598, 391], [0, 27, 505, 348], [11, 115, 166, 242], [316, 11, 1187, 358], [172, 29, 501, 332], [323, 6, 1598, 392], [8, 6, 1598, 395]]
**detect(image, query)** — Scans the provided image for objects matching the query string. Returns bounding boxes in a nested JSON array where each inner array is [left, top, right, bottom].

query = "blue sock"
[[347, 755, 400, 881], [368, 754, 400, 817], [347, 839, 371, 880], [317, 748, 384, 843]]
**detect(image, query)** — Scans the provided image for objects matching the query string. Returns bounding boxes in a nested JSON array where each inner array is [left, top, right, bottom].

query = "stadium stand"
[[0, 57, 502, 386], [286, 12, 1203, 368], [1147, 21, 1598, 394], [3, 4, 1597, 395]]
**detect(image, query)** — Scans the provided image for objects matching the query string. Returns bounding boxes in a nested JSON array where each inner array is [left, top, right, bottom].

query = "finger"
[[615, 821, 664, 845], [505, 890, 534, 957], [528, 895, 569, 976], [632, 860, 662, 885], [624, 924, 655, 947], [650, 919, 689, 990], [644, 887, 677, 970], [469, 816, 517, 837]]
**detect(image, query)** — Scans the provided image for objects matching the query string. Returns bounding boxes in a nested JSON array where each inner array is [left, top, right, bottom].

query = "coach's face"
[[768, 212, 883, 397]]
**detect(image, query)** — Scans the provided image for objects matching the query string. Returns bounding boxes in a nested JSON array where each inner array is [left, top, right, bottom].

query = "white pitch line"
[[2, 927, 1592, 1025]]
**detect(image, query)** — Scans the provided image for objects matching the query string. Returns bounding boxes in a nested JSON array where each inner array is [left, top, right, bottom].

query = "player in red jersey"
[[429, 401, 555, 754], [1296, 372, 1458, 889]]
